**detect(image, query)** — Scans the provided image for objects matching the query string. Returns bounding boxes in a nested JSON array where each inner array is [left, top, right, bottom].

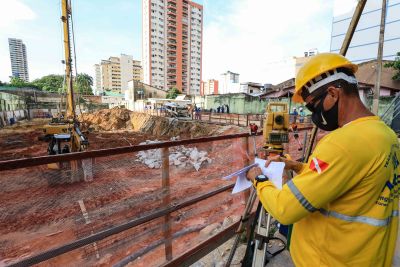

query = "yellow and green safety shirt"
[[256, 116, 399, 266]]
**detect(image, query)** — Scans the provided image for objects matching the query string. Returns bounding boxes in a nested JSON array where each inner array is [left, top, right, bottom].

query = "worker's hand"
[[265, 155, 303, 173], [246, 166, 263, 182]]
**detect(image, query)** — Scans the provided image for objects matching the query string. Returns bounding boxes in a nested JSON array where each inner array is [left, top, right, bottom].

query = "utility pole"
[[372, 0, 387, 115]]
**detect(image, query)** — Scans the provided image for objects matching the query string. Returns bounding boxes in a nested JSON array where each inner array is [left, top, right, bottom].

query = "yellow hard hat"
[[293, 53, 358, 103]]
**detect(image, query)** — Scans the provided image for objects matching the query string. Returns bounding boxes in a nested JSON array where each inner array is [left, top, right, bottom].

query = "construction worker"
[[299, 107, 305, 123], [247, 53, 399, 266]]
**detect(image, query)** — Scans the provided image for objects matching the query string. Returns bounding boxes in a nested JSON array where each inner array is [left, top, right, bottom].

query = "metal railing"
[[380, 94, 400, 128], [0, 132, 261, 266]]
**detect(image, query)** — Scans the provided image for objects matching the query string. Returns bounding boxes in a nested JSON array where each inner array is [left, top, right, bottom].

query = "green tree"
[[166, 87, 180, 99], [32, 74, 64, 92], [10, 77, 29, 87], [384, 52, 400, 81], [75, 73, 93, 95]]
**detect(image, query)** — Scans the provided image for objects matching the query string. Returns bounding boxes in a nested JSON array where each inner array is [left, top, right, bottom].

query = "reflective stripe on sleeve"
[[287, 180, 317, 212], [319, 209, 399, 227]]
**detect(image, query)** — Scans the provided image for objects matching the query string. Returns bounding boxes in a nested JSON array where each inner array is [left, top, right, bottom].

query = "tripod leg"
[[225, 188, 257, 267], [252, 209, 271, 267]]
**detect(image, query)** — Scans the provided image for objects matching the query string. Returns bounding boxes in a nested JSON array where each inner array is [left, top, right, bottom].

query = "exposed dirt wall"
[[79, 108, 244, 138]]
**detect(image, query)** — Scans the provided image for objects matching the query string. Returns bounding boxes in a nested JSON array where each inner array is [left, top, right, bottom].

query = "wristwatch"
[[255, 174, 269, 187]]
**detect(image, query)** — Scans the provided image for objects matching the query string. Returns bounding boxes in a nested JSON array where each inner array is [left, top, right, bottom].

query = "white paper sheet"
[[254, 158, 285, 189], [222, 163, 257, 194], [222, 158, 285, 194]]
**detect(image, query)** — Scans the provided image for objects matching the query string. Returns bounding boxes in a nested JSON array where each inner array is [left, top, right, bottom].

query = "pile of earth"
[[79, 108, 244, 138]]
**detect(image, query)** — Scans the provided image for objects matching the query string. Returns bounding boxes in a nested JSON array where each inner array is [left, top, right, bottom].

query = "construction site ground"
[[0, 109, 323, 266]]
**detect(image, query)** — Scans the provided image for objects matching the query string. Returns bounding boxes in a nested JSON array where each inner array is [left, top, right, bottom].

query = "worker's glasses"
[[305, 92, 327, 113]]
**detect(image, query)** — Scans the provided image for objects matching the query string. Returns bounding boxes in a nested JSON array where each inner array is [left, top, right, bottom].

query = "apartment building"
[[133, 60, 144, 83], [330, 0, 400, 63], [94, 54, 143, 95], [142, 0, 203, 95], [200, 79, 219, 95], [8, 38, 29, 82]]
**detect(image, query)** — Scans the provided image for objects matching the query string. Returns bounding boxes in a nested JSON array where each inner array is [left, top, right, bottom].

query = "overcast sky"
[[0, 0, 356, 85]]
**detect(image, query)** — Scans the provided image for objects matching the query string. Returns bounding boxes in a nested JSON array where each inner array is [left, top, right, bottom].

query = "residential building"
[[219, 71, 240, 94], [142, 0, 203, 95], [294, 48, 319, 76], [200, 79, 219, 95], [240, 82, 264, 94], [94, 64, 102, 95], [8, 38, 29, 82], [330, 0, 400, 63], [95, 54, 143, 95], [101, 56, 121, 93], [133, 60, 144, 82], [125, 80, 168, 111]]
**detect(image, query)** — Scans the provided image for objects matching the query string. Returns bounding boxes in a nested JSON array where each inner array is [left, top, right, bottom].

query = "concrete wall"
[[204, 94, 284, 114], [0, 92, 26, 111]]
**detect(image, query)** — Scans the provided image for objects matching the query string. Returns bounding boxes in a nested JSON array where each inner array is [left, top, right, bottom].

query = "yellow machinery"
[[43, 0, 88, 158], [262, 102, 290, 153]]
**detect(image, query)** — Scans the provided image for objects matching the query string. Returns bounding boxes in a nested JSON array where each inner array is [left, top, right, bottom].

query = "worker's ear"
[[326, 86, 339, 102]]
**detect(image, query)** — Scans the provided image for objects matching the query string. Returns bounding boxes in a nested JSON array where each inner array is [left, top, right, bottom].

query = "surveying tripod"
[[226, 124, 290, 267]]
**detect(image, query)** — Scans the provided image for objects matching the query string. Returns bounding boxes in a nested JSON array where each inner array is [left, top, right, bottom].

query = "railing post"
[[241, 137, 250, 202], [237, 114, 240, 126], [161, 147, 173, 261]]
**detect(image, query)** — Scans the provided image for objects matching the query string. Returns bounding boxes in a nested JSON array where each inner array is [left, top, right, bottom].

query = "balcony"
[[167, 9, 176, 15], [167, 3, 176, 9]]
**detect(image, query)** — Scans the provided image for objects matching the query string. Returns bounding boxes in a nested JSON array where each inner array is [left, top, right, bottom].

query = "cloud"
[[0, 0, 36, 30], [202, 0, 334, 85]]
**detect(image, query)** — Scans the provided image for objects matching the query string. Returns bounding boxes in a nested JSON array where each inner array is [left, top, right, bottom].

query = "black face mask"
[[311, 94, 339, 131]]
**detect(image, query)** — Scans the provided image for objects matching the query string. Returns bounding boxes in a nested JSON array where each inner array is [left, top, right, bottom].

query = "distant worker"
[[247, 53, 399, 266], [299, 107, 305, 123], [225, 104, 230, 114], [221, 105, 225, 113], [217, 106, 221, 113]]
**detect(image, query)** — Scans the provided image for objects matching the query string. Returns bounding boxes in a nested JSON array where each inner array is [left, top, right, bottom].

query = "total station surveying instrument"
[[226, 102, 291, 267]]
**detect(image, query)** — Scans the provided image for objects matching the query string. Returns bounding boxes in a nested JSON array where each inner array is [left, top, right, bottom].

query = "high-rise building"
[[94, 54, 143, 95], [8, 38, 29, 82], [330, 0, 400, 63], [142, 0, 203, 95]]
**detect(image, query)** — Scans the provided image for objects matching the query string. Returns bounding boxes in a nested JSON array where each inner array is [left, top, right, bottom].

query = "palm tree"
[[75, 73, 93, 95]]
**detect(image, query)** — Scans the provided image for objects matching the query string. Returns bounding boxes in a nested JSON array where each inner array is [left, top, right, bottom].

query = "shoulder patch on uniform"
[[310, 157, 329, 174]]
